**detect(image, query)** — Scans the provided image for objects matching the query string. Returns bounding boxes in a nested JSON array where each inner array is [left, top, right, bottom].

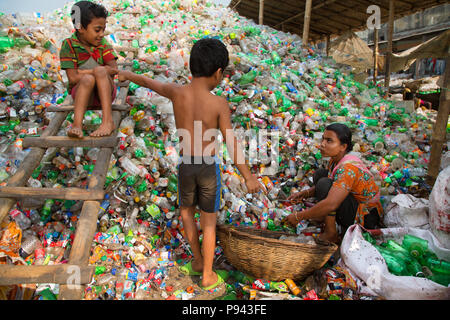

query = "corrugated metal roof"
[[228, 0, 445, 42]]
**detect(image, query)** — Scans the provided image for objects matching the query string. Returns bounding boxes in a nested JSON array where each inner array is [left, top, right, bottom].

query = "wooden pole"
[[326, 34, 330, 57], [58, 64, 131, 300], [373, 28, 379, 84], [23, 135, 118, 149], [231, 0, 242, 11], [0, 265, 95, 286], [259, 0, 264, 25], [0, 187, 105, 201], [384, 0, 395, 90], [427, 57, 450, 182], [46, 104, 130, 112], [302, 0, 313, 47], [0, 111, 68, 224], [275, 0, 338, 28]]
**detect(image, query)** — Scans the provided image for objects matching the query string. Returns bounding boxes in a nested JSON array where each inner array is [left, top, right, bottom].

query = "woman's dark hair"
[[189, 38, 229, 78], [325, 123, 353, 153], [71, 1, 108, 30]]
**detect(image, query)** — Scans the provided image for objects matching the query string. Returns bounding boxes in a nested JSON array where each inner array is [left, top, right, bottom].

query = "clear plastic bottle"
[[86, 148, 100, 162], [150, 193, 171, 210], [28, 209, 41, 225], [10, 209, 31, 230], [408, 167, 426, 177], [52, 155, 73, 169], [119, 156, 145, 177], [6, 80, 26, 95]]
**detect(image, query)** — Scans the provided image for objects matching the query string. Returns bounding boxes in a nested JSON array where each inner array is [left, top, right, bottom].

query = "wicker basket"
[[217, 224, 338, 282]]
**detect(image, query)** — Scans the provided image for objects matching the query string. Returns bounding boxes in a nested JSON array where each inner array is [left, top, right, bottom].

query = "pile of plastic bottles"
[[0, 0, 445, 300]]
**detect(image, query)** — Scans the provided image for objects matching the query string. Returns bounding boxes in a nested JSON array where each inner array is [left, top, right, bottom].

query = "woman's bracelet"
[[295, 212, 301, 223]]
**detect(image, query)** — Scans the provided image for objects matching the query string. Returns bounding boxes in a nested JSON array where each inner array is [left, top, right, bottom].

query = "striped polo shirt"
[[59, 32, 117, 70]]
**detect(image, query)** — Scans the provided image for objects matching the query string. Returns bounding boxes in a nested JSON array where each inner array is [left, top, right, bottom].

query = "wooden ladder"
[[0, 49, 137, 300]]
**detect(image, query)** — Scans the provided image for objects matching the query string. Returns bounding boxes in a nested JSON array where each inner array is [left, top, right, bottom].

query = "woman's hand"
[[287, 189, 311, 204], [284, 212, 301, 227]]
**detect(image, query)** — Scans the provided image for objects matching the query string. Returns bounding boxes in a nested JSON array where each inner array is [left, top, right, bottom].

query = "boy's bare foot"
[[67, 126, 84, 139], [90, 121, 115, 137], [201, 270, 218, 288], [191, 259, 203, 274]]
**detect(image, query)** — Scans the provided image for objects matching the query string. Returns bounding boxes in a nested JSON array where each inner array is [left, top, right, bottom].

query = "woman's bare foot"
[[319, 231, 340, 244], [68, 126, 84, 139], [90, 121, 115, 137]]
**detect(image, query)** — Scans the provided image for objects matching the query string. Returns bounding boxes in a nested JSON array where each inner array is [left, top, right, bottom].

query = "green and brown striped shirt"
[[59, 32, 117, 70]]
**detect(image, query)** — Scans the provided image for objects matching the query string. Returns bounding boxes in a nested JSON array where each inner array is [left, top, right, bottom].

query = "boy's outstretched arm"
[[218, 98, 266, 194], [119, 70, 178, 100]]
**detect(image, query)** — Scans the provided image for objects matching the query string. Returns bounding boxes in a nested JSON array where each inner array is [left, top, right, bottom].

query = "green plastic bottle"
[[95, 266, 107, 275], [14, 38, 31, 48], [271, 51, 281, 65], [375, 245, 408, 276], [269, 281, 289, 292], [238, 69, 258, 85], [381, 241, 423, 277], [41, 199, 55, 221], [363, 119, 379, 127], [385, 240, 409, 255], [168, 174, 178, 193], [136, 180, 147, 193], [363, 232, 376, 245], [134, 149, 145, 158], [146, 203, 161, 220], [38, 288, 57, 300], [217, 291, 237, 300], [0, 36, 14, 53], [402, 234, 429, 258], [426, 258, 450, 275], [229, 95, 245, 103], [106, 224, 121, 235], [427, 272, 450, 287], [231, 270, 255, 285], [313, 99, 329, 108]]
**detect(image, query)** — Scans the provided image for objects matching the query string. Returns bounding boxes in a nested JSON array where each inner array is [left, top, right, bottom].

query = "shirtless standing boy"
[[118, 38, 265, 290]]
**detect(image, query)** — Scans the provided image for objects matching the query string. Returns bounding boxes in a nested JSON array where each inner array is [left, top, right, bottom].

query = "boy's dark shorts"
[[177, 156, 222, 213]]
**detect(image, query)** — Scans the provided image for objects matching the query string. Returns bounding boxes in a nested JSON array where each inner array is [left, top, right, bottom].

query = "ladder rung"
[[0, 187, 105, 201], [46, 104, 130, 112], [23, 135, 118, 149], [0, 264, 95, 286]]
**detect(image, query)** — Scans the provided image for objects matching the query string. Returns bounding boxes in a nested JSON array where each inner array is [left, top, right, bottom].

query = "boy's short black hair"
[[189, 38, 229, 78], [71, 1, 108, 30]]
